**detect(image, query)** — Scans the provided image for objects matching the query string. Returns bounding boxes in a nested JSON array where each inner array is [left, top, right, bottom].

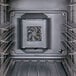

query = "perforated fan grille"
[[27, 26, 42, 41]]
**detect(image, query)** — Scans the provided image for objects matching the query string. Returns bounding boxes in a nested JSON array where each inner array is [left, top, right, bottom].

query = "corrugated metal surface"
[[6, 61, 67, 76]]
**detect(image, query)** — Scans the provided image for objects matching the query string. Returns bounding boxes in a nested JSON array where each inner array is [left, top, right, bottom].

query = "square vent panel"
[[22, 19, 47, 48], [18, 13, 50, 49], [27, 26, 42, 41]]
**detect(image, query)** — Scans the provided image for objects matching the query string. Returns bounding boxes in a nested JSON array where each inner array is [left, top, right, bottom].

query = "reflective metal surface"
[[0, 0, 76, 76], [6, 61, 67, 76]]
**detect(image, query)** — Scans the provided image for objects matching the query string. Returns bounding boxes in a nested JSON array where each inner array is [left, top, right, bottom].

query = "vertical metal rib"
[[27, 61, 31, 76], [37, 61, 40, 76]]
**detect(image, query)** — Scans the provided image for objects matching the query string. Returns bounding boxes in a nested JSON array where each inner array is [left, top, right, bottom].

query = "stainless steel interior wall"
[[9, 0, 70, 55], [9, 0, 69, 11]]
